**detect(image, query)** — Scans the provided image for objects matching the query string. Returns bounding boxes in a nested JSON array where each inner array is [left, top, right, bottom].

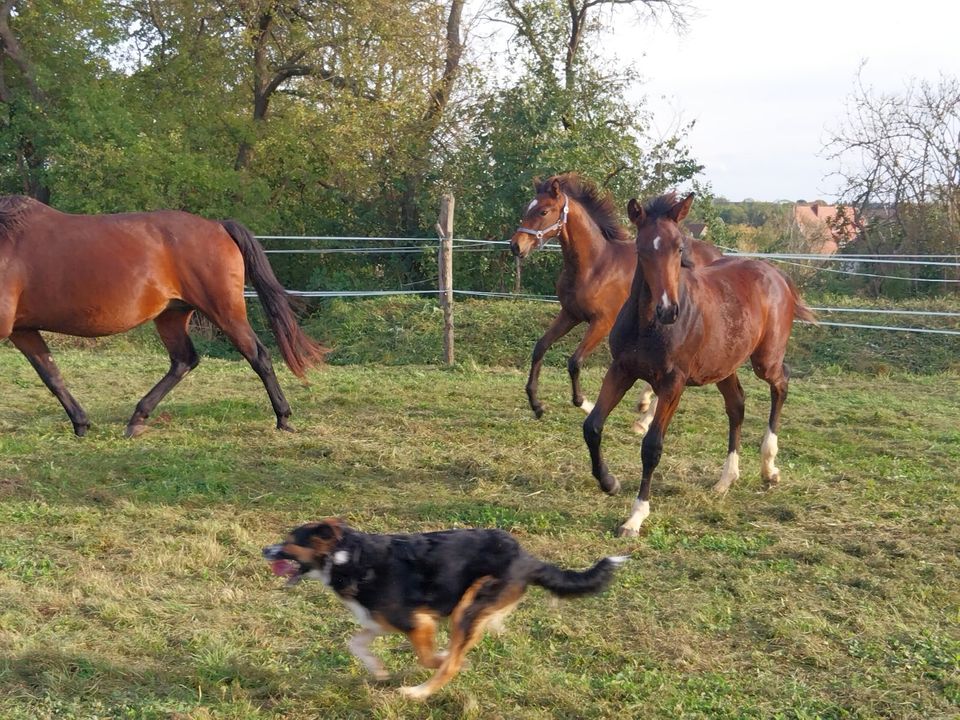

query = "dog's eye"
[[314, 525, 334, 540]]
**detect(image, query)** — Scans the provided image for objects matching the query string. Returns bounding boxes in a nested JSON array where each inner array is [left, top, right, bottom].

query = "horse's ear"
[[627, 198, 645, 226], [670, 192, 695, 223], [532, 176, 542, 190], [549, 178, 561, 198]]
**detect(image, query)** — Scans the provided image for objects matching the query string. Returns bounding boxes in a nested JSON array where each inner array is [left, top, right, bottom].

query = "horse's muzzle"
[[656, 303, 679, 325], [509, 240, 523, 258]]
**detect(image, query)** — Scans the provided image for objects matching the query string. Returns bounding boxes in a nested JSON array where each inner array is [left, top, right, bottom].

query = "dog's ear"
[[312, 518, 344, 541]]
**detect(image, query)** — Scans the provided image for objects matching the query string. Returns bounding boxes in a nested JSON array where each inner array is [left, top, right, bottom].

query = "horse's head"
[[510, 177, 569, 259], [627, 192, 695, 325]]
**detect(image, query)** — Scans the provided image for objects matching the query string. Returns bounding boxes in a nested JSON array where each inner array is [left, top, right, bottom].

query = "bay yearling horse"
[[0, 195, 324, 436], [582, 192, 815, 536], [510, 174, 721, 432]]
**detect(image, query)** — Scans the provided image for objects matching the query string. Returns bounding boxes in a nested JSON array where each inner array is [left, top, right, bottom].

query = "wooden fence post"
[[437, 194, 455, 365]]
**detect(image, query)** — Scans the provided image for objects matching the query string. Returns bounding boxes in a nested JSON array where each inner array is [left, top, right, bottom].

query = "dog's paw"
[[399, 684, 432, 700]]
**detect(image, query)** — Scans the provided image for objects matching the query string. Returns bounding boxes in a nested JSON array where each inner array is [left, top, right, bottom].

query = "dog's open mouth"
[[270, 559, 303, 586]]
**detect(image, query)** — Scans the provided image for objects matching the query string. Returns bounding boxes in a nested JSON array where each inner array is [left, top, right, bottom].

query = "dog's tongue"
[[270, 559, 299, 578]]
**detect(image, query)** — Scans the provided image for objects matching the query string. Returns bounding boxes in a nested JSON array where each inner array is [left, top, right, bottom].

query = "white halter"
[[515, 194, 569, 250]]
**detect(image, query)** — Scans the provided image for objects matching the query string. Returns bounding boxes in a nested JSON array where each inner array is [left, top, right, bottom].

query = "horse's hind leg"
[[125, 308, 200, 438], [712, 373, 745, 493], [752, 359, 789, 486], [9, 330, 90, 436], [205, 309, 293, 432]]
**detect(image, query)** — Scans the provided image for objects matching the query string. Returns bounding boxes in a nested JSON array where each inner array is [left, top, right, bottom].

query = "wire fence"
[[250, 234, 960, 337]]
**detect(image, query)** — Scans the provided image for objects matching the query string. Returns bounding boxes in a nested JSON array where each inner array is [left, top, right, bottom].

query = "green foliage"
[[0, 0, 702, 298]]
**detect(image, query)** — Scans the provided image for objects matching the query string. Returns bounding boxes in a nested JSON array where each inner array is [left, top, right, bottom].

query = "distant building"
[[792, 201, 862, 254]]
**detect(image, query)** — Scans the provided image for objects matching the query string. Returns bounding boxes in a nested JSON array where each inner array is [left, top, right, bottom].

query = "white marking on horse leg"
[[637, 386, 655, 414], [632, 395, 657, 435], [578, 398, 595, 414], [712, 450, 740, 493], [619, 499, 651, 537], [348, 629, 388, 680], [761, 427, 780, 484]]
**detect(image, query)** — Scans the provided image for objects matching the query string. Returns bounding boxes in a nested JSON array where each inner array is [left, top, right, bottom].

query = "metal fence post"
[[437, 194, 455, 365]]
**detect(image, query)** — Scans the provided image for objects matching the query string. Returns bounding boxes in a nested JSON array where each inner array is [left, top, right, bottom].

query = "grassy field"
[[0, 303, 958, 719]]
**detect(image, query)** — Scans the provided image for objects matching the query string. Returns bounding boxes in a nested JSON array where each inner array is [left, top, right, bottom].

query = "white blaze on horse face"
[[652, 235, 661, 251], [713, 451, 740, 493], [660, 291, 670, 309], [526, 199, 537, 213], [761, 427, 780, 484]]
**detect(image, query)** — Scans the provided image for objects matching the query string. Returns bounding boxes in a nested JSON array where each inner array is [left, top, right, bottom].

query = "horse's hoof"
[[598, 472, 621, 495], [124, 423, 147, 439], [532, 405, 544, 419], [617, 525, 640, 538], [73, 424, 90, 438], [277, 420, 296, 433], [764, 469, 781, 488], [631, 419, 651, 436]]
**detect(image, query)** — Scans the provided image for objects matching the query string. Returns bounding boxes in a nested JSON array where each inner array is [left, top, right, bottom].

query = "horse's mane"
[[537, 173, 630, 242], [642, 191, 682, 222], [0, 195, 40, 241]]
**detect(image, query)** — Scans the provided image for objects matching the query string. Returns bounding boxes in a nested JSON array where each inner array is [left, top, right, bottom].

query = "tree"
[[825, 69, 960, 293], [497, 0, 690, 125]]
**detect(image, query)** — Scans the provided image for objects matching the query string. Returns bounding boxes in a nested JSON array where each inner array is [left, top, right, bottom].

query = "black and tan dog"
[[263, 519, 626, 699]]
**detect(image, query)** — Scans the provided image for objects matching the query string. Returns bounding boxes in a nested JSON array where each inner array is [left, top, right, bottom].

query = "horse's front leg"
[[9, 329, 91, 436], [526, 310, 578, 418], [620, 377, 684, 537], [568, 318, 612, 414], [583, 360, 637, 495]]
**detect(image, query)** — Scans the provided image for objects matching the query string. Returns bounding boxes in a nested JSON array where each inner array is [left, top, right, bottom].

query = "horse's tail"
[[784, 273, 817, 324], [221, 220, 326, 378]]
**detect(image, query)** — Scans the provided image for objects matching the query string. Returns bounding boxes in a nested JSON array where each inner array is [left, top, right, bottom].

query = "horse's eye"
[[678, 245, 685, 254], [540, 210, 548, 216]]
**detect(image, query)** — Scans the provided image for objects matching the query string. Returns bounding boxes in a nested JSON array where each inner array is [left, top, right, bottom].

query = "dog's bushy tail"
[[527, 556, 628, 598]]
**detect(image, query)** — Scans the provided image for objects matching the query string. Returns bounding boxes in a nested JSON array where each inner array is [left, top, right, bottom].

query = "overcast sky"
[[617, 0, 960, 201]]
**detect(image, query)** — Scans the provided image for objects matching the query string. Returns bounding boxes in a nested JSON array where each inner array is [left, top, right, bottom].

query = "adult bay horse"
[[510, 174, 721, 432], [582, 192, 815, 537], [0, 195, 325, 437]]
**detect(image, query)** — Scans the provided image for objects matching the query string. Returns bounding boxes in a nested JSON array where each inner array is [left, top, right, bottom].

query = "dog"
[[262, 518, 627, 699]]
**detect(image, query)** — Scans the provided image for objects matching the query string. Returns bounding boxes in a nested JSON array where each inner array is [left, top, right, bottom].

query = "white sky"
[[615, 0, 960, 201]]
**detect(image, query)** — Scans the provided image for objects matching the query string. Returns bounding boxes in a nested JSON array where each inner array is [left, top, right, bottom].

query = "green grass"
[[0, 303, 958, 719], [300, 296, 960, 374]]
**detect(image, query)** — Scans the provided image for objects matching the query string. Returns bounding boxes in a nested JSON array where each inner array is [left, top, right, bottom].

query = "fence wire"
[[251, 235, 960, 337]]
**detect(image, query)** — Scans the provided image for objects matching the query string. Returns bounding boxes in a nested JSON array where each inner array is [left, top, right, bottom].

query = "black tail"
[[527, 555, 627, 598], [221, 220, 327, 378]]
